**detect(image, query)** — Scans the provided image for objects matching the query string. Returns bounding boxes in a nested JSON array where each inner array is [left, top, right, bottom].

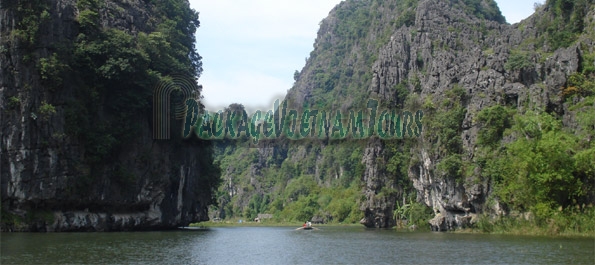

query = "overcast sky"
[[189, 0, 543, 112]]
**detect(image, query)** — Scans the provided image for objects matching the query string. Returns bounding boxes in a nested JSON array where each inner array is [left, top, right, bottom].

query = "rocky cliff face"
[[369, 0, 587, 229], [282, 0, 594, 229], [198, 0, 593, 230], [0, 0, 219, 231], [365, 0, 593, 230]]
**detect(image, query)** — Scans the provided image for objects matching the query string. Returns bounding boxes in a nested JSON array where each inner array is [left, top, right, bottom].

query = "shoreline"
[[189, 221, 595, 238]]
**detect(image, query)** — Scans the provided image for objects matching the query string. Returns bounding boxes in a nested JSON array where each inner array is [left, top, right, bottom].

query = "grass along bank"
[[460, 206, 595, 237]]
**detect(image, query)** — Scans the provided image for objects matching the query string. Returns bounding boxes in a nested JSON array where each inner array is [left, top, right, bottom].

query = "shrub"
[[505, 50, 533, 71], [38, 101, 56, 120], [8, 96, 20, 109], [38, 53, 64, 87], [476, 105, 512, 146]]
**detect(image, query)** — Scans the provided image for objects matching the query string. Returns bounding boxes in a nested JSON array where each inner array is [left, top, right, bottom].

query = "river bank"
[[194, 210, 595, 238]]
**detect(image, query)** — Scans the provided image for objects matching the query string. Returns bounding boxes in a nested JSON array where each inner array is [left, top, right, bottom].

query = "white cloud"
[[193, 0, 339, 39], [498, 0, 543, 24], [200, 69, 290, 114]]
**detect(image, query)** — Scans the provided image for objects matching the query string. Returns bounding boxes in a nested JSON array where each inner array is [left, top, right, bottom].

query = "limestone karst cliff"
[[211, 0, 594, 231], [0, 0, 220, 231]]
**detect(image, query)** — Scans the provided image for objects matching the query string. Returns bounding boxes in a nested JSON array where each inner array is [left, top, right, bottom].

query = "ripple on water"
[[1, 227, 593, 264]]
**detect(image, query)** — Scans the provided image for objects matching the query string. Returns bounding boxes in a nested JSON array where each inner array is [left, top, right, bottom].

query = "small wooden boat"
[[295, 226, 318, 230]]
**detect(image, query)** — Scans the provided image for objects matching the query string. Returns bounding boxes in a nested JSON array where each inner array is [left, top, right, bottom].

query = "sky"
[[189, 0, 543, 113]]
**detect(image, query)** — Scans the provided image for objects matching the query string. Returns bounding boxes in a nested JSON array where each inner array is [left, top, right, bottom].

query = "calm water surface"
[[2, 226, 594, 264]]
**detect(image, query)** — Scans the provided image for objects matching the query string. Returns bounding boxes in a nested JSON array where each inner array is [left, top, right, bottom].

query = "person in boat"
[[307, 221, 312, 228], [303, 221, 307, 228]]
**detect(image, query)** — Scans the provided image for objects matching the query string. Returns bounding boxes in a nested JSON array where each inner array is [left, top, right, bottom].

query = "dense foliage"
[[543, 0, 590, 50], [475, 105, 595, 234], [212, 138, 369, 224], [65, 0, 205, 172], [455, 0, 505, 23], [69, 0, 202, 162]]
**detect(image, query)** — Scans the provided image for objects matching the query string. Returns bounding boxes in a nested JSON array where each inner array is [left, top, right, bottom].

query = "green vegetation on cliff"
[[213, 137, 369, 224], [476, 107, 595, 235], [1, 0, 220, 231], [70, 0, 202, 163], [205, 0, 595, 235]]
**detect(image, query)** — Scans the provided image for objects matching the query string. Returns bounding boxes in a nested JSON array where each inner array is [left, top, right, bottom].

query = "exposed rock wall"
[[188, 0, 592, 230], [1, 0, 216, 231], [286, 0, 593, 229]]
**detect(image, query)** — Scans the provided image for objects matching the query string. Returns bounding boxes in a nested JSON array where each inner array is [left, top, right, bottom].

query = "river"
[[1, 226, 593, 264]]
